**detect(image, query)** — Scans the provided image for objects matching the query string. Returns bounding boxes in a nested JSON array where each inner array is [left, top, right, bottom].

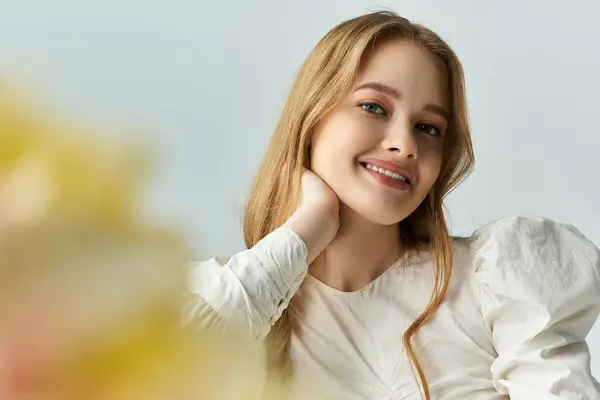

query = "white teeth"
[[363, 163, 407, 182]]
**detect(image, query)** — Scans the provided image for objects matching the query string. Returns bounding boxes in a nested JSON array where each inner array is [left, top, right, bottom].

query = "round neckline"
[[305, 248, 431, 296]]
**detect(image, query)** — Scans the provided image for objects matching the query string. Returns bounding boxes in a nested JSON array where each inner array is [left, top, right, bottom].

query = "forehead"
[[357, 39, 450, 109]]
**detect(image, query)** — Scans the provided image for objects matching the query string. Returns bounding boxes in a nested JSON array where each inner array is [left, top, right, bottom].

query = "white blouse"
[[185, 216, 600, 399]]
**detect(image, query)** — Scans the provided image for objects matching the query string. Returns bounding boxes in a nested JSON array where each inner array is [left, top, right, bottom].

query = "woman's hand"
[[283, 168, 339, 264]]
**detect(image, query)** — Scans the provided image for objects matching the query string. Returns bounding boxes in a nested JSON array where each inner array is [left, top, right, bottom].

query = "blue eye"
[[359, 101, 387, 116], [415, 123, 441, 137]]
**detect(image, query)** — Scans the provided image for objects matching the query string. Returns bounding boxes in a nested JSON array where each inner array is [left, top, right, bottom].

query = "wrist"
[[282, 206, 338, 264]]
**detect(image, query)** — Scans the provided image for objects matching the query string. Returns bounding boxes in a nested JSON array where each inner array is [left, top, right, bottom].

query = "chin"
[[342, 198, 410, 226]]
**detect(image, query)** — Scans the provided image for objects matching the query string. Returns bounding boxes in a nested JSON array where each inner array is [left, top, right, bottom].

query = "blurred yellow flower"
[[0, 85, 296, 399], [0, 85, 149, 229]]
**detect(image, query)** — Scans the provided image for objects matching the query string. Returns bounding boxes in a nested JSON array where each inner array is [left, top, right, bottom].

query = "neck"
[[309, 204, 403, 292]]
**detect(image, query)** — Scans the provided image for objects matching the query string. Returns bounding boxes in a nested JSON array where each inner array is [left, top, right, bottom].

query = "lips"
[[360, 163, 410, 191], [361, 162, 408, 183], [358, 158, 415, 184]]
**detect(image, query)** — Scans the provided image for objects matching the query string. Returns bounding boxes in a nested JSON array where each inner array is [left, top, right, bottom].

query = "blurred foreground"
[[0, 84, 299, 399]]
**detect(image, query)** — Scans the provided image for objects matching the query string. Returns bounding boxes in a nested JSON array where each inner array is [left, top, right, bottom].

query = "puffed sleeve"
[[183, 227, 308, 340], [471, 216, 600, 399]]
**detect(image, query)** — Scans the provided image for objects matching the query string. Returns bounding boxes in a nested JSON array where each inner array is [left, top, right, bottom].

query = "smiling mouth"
[[359, 162, 411, 185]]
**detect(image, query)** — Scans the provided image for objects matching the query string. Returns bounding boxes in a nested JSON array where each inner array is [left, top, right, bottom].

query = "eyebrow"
[[354, 81, 450, 121]]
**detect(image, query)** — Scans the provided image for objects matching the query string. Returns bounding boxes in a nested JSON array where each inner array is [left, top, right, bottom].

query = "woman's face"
[[310, 39, 449, 225]]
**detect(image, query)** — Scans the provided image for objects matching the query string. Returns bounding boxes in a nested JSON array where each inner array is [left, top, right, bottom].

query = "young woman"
[[185, 10, 600, 400]]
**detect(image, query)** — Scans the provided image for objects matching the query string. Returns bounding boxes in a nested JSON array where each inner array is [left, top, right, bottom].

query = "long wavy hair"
[[243, 10, 474, 400]]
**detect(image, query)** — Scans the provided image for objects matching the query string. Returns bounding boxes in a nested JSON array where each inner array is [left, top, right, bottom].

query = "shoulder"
[[468, 215, 598, 265], [463, 217, 600, 395], [467, 215, 600, 304], [469, 215, 593, 249]]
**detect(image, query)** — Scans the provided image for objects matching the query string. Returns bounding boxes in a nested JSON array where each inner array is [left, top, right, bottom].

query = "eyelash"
[[415, 123, 442, 137], [359, 101, 388, 116], [358, 101, 442, 137]]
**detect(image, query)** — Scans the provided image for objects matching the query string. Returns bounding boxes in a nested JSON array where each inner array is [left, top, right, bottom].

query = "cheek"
[[417, 144, 444, 188], [309, 129, 337, 172], [310, 113, 374, 170], [310, 136, 351, 188]]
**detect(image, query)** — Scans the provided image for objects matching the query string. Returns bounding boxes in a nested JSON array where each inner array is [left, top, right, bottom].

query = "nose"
[[381, 120, 418, 160]]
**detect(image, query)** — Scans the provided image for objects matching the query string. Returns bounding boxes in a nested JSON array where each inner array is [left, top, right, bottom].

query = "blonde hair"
[[243, 10, 474, 399]]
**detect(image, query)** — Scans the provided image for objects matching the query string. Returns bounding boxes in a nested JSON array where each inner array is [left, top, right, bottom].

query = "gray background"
[[2, 0, 599, 375]]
